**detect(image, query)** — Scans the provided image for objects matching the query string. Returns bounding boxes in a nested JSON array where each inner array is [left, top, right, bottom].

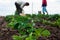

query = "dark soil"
[[0, 17, 60, 40], [0, 17, 19, 40], [36, 22, 60, 40]]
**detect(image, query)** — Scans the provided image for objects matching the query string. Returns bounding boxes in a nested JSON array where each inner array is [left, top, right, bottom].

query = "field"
[[0, 14, 60, 40]]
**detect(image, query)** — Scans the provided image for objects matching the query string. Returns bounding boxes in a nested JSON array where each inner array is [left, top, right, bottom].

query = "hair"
[[25, 2, 29, 6]]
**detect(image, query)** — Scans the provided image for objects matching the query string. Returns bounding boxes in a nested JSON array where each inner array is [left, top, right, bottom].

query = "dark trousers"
[[15, 2, 22, 15]]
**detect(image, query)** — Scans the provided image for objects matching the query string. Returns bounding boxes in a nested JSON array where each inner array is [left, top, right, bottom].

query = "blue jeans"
[[42, 6, 47, 14]]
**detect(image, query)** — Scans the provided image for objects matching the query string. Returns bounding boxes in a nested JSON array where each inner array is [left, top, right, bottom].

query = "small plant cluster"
[[5, 14, 60, 40]]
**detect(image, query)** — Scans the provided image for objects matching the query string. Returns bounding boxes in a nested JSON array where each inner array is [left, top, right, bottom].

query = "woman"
[[42, 0, 48, 15]]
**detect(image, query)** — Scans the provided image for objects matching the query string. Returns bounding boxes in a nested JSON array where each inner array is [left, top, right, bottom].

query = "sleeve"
[[20, 2, 26, 8]]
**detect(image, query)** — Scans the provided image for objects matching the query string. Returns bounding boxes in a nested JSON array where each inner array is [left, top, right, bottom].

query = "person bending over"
[[15, 1, 29, 15]]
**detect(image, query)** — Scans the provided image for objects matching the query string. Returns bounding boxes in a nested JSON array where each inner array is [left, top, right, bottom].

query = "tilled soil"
[[0, 17, 60, 40], [0, 17, 19, 40], [37, 26, 60, 40], [0, 27, 19, 40], [36, 22, 60, 40]]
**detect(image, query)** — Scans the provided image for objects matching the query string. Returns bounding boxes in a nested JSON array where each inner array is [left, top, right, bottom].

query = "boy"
[[15, 1, 29, 15]]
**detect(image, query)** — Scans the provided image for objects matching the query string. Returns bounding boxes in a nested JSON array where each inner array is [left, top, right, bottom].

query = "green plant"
[[34, 28, 44, 37], [48, 14, 60, 21], [32, 28, 50, 39], [42, 20, 53, 25], [5, 15, 14, 23], [17, 22, 35, 35], [12, 35, 27, 40], [41, 30, 51, 37], [12, 35, 22, 40], [26, 32, 36, 40], [6, 14, 51, 40], [53, 18, 60, 27]]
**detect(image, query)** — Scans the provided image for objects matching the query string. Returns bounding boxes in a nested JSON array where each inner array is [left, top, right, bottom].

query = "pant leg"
[[42, 6, 48, 14], [44, 7, 47, 12], [44, 7, 48, 15], [42, 7, 45, 14]]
